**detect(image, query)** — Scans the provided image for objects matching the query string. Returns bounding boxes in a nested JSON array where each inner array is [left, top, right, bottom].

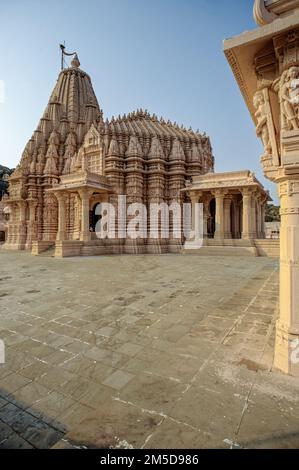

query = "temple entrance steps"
[[254, 239, 280, 257], [31, 241, 55, 256], [38, 246, 56, 257], [182, 238, 280, 257]]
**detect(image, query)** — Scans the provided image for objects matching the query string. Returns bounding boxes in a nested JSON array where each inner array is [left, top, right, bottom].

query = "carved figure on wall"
[[253, 91, 272, 154], [280, 67, 299, 130]]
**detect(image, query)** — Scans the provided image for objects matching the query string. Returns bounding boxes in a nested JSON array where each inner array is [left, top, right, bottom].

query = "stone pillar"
[[55, 193, 67, 241], [79, 189, 91, 242], [190, 193, 199, 235], [251, 192, 258, 239], [73, 193, 81, 241], [242, 189, 252, 239], [256, 197, 262, 239], [234, 201, 241, 239], [203, 197, 210, 239], [214, 190, 225, 240], [274, 178, 299, 375], [261, 202, 266, 239], [224, 196, 232, 239], [224, 10, 299, 375], [18, 201, 27, 249], [29, 201, 37, 223], [26, 200, 38, 249]]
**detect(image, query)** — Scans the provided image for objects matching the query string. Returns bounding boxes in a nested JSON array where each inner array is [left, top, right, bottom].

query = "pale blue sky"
[[0, 0, 278, 202]]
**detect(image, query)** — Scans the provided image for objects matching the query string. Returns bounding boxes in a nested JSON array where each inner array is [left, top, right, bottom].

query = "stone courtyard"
[[0, 251, 298, 449]]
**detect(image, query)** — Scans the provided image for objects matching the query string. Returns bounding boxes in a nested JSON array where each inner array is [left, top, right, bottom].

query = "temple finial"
[[59, 43, 80, 70], [71, 53, 80, 68]]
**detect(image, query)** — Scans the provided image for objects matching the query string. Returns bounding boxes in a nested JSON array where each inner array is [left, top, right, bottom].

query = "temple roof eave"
[[182, 183, 272, 199], [181, 170, 272, 201], [48, 171, 112, 194]]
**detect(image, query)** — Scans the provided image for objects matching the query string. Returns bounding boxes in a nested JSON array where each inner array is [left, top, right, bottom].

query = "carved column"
[[79, 189, 91, 242], [214, 190, 225, 240], [224, 196, 232, 239], [233, 200, 241, 239], [242, 189, 252, 239], [73, 193, 81, 240], [55, 193, 67, 242], [203, 196, 211, 239], [261, 202, 266, 238], [224, 17, 299, 374], [190, 193, 198, 234], [25, 200, 38, 249], [18, 200, 27, 249], [251, 192, 258, 239], [256, 196, 262, 239], [274, 179, 299, 375]]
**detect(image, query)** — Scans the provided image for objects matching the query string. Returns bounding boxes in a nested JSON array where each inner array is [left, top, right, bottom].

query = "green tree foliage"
[[265, 204, 280, 222]]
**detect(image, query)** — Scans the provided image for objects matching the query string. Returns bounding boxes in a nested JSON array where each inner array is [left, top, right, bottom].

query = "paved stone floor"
[[0, 250, 298, 449]]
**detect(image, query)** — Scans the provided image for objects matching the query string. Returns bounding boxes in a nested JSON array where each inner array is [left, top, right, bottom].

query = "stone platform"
[[183, 239, 280, 258], [0, 251, 298, 449]]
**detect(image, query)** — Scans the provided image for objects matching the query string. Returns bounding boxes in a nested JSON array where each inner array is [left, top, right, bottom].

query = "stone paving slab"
[[0, 251, 299, 448]]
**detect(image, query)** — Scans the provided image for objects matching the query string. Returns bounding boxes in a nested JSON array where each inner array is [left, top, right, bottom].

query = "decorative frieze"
[[280, 207, 299, 215]]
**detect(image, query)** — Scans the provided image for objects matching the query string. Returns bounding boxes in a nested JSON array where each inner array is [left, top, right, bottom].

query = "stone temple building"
[[3, 53, 275, 257], [0, 165, 12, 243]]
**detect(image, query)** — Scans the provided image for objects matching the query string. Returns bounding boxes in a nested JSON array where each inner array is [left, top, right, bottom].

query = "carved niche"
[[80, 124, 105, 175]]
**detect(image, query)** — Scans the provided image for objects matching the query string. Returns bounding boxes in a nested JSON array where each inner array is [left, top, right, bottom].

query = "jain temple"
[[2, 50, 275, 258]]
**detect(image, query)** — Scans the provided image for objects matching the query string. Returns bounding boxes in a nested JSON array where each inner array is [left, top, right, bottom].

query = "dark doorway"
[[208, 198, 216, 238], [90, 203, 102, 232], [0, 231, 5, 242]]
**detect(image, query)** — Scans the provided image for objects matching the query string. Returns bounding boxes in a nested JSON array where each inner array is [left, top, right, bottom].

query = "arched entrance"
[[0, 231, 5, 243]]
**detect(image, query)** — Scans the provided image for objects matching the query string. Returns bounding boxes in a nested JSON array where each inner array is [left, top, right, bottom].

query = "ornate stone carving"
[[6, 55, 215, 253], [254, 91, 272, 154], [254, 88, 279, 168], [169, 139, 185, 161], [280, 207, 299, 215], [280, 66, 299, 131]]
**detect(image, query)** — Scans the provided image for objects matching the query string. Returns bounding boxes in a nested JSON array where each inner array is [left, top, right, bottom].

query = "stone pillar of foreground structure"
[[224, 0, 299, 375]]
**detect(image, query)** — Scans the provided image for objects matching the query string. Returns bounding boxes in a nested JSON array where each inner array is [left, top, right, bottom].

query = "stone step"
[[38, 246, 56, 257], [254, 239, 280, 257], [183, 246, 257, 256]]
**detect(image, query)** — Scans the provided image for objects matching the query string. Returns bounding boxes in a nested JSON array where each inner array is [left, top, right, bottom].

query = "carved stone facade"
[[185, 170, 270, 242], [0, 166, 13, 243], [4, 55, 214, 255], [224, 0, 299, 375]]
